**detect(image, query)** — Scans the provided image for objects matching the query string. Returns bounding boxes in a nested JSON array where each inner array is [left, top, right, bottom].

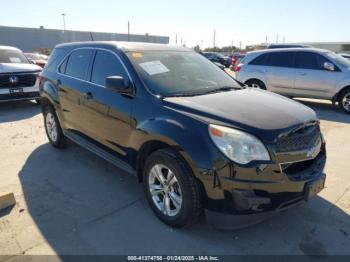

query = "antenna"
[[90, 32, 94, 41]]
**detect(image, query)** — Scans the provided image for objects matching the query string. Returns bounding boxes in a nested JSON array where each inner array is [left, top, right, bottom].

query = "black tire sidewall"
[[246, 80, 266, 90], [143, 150, 199, 227]]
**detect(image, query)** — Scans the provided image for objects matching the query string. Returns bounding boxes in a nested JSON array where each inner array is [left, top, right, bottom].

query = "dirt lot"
[[0, 98, 349, 257]]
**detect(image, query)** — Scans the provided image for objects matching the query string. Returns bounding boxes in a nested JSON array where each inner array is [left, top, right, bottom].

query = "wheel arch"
[[333, 85, 350, 104]]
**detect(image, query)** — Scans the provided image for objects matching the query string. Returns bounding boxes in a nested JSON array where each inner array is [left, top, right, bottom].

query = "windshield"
[[326, 52, 350, 68], [0, 49, 29, 64], [127, 51, 240, 96]]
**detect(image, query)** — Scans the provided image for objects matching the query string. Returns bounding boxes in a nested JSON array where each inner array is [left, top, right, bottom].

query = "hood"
[[163, 88, 317, 142], [0, 63, 42, 74]]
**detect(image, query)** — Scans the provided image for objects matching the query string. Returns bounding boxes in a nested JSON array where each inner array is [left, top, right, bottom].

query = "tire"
[[143, 149, 203, 228], [43, 106, 67, 148], [245, 79, 267, 90], [338, 88, 350, 114]]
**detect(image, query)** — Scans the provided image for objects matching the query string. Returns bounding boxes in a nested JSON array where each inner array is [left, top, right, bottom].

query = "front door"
[[294, 51, 340, 99], [81, 49, 134, 161]]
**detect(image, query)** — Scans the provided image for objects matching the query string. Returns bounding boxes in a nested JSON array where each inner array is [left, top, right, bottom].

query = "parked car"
[[40, 42, 326, 229], [236, 48, 350, 114], [267, 44, 312, 49], [24, 53, 48, 68], [202, 52, 232, 67], [0, 46, 42, 103], [230, 54, 246, 72], [340, 53, 350, 61]]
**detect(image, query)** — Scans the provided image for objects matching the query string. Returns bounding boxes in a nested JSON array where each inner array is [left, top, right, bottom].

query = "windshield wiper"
[[201, 86, 241, 95]]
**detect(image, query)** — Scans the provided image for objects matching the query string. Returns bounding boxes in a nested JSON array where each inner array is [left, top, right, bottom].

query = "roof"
[[55, 41, 191, 52], [0, 45, 20, 51], [247, 47, 331, 56]]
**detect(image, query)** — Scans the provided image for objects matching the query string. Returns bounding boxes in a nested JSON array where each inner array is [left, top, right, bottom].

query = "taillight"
[[235, 64, 242, 72]]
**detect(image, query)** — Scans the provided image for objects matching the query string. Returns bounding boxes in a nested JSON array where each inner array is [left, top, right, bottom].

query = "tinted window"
[[58, 57, 68, 73], [65, 49, 93, 79], [296, 52, 330, 70], [249, 53, 269, 65], [91, 50, 128, 86], [45, 48, 66, 72], [266, 52, 295, 67]]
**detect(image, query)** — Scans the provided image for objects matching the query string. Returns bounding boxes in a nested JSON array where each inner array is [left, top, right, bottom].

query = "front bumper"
[[0, 86, 40, 102], [200, 144, 326, 230]]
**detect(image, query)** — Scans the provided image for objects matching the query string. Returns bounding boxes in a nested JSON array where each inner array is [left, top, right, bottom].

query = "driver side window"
[[90, 50, 128, 86]]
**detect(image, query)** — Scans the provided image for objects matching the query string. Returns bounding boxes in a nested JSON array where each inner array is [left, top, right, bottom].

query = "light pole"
[[127, 21, 130, 41], [61, 13, 66, 31]]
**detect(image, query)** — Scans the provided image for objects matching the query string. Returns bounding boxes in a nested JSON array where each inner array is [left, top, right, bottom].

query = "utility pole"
[[239, 41, 242, 51], [61, 13, 66, 31], [127, 21, 130, 41], [276, 34, 279, 44], [265, 35, 268, 44], [200, 40, 203, 50], [213, 30, 216, 48], [175, 34, 177, 45]]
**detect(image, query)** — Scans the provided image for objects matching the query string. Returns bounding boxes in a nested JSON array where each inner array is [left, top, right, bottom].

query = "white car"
[[0, 46, 42, 103], [236, 48, 350, 113]]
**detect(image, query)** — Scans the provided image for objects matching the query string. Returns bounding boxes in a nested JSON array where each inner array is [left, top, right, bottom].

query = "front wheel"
[[338, 89, 350, 114], [143, 149, 203, 228], [245, 79, 267, 90]]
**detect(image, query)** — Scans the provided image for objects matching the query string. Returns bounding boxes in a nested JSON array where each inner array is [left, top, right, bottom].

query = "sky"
[[1, 0, 349, 48]]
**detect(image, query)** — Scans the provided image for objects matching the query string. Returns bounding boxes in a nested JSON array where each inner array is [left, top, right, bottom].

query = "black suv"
[[40, 42, 326, 229]]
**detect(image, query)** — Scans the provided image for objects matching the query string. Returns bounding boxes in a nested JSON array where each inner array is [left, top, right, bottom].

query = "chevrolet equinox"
[[40, 42, 326, 229]]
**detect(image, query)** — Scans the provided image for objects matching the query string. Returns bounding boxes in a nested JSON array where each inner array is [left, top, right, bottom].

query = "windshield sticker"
[[139, 60, 170, 75], [9, 57, 21, 63], [131, 52, 143, 59]]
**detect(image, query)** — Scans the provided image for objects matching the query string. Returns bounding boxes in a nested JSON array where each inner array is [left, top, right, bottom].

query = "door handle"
[[84, 92, 94, 100]]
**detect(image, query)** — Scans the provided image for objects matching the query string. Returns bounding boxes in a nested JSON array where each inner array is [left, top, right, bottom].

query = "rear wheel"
[[143, 149, 203, 228], [245, 79, 267, 90], [43, 106, 67, 148], [338, 88, 350, 114]]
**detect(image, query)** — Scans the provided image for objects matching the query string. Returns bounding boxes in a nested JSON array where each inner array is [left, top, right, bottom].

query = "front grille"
[[0, 74, 37, 89], [275, 124, 321, 153], [280, 151, 326, 181]]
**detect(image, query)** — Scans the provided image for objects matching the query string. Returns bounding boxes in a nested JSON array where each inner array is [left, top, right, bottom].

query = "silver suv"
[[236, 48, 350, 113], [0, 46, 42, 103]]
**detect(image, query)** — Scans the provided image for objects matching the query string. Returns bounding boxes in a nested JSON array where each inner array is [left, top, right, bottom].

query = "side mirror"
[[105, 76, 132, 95], [324, 62, 335, 72]]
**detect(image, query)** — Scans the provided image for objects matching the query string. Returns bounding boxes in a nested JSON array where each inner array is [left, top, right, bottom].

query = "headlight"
[[209, 124, 270, 165]]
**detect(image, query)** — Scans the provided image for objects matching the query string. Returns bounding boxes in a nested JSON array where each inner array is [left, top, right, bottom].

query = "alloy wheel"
[[148, 164, 182, 217], [342, 93, 350, 112], [46, 112, 58, 142]]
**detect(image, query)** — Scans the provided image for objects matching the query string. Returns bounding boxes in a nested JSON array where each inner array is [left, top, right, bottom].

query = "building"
[[0, 26, 169, 52]]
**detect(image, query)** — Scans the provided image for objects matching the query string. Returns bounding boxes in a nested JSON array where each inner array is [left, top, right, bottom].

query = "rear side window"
[[45, 48, 66, 72], [90, 50, 128, 86], [249, 53, 269, 66], [295, 52, 330, 70], [65, 49, 93, 80], [266, 52, 295, 68]]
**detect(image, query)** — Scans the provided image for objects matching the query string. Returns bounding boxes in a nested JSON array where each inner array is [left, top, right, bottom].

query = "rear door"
[[264, 51, 297, 95], [57, 48, 94, 133], [81, 49, 134, 159], [294, 51, 341, 98]]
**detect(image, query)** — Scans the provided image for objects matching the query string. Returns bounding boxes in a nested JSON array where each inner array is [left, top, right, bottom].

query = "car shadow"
[[18, 143, 350, 256], [295, 98, 350, 124], [0, 100, 41, 123]]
